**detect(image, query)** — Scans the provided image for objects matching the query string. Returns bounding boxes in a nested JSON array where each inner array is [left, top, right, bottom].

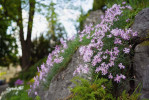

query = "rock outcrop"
[[132, 8, 149, 99], [43, 48, 87, 100], [132, 8, 149, 38], [134, 44, 149, 99], [41, 10, 103, 100], [84, 10, 103, 26]]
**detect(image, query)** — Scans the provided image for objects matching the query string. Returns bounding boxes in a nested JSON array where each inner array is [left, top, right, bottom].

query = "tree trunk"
[[17, 0, 35, 70], [21, 42, 31, 70]]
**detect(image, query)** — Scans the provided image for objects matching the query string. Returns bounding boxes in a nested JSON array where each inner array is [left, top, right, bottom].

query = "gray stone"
[[43, 48, 89, 100], [84, 10, 103, 26], [132, 8, 149, 38], [132, 7, 149, 99], [133, 39, 149, 99]]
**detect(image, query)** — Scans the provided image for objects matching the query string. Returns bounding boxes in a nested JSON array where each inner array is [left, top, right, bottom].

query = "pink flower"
[[114, 38, 122, 44], [107, 34, 112, 38], [79, 46, 86, 56], [81, 64, 89, 74], [126, 18, 130, 22], [120, 74, 126, 79], [35, 91, 38, 95], [83, 48, 93, 62], [108, 73, 113, 79], [113, 47, 119, 56], [122, 1, 126, 4], [15, 79, 24, 86], [126, 5, 132, 10], [123, 48, 130, 54], [111, 29, 120, 37], [79, 34, 85, 42], [73, 64, 89, 76], [101, 85, 106, 89], [118, 63, 125, 69], [103, 55, 107, 59], [108, 61, 114, 67], [54, 56, 64, 63], [131, 32, 137, 37], [60, 38, 68, 49], [110, 56, 117, 61], [114, 74, 121, 83], [114, 74, 126, 83]]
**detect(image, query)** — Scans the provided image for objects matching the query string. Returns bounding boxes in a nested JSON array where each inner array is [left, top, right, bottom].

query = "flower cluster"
[[73, 3, 137, 83], [28, 38, 68, 96], [0, 86, 24, 99], [15, 79, 24, 86], [73, 64, 89, 76]]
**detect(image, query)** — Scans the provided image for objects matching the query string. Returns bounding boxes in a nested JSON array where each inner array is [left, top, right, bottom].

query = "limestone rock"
[[132, 8, 149, 38], [43, 49, 87, 100], [84, 10, 103, 26], [132, 8, 149, 99], [134, 45, 149, 99]]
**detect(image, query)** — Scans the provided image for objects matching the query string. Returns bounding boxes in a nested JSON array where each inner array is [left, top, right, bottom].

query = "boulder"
[[132, 8, 149, 99], [132, 8, 149, 38], [84, 10, 103, 26], [43, 49, 88, 100]]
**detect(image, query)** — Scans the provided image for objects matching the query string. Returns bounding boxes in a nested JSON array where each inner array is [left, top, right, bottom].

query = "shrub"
[[69, 77, 114, 100]]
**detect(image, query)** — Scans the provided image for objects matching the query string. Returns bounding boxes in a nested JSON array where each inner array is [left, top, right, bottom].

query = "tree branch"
[[27, 0, 35, 43]]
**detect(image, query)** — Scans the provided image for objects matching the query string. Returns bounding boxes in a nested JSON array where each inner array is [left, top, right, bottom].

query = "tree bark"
[[17, 0, 35, 70]]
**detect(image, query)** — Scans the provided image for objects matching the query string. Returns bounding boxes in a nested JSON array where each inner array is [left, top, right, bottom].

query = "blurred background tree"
[[0, 3, 18, 67], [0, 0, 67, 70], [0, 0, 36, 70]]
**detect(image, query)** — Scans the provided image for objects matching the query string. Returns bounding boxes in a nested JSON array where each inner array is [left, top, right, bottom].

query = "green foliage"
[[35, 95, 41, 100], [69, 77, 114, 100], [46, 1, 67, 41], [117, 90, 141, 100], [106, 0, 149, 29], [77, 8, 90, 31], [93, 0, 106, 11], [89, 5, 134, 96], [0, 3, 18, 66], [69, 77, 142, 100], [1, 85, 32, 100]]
